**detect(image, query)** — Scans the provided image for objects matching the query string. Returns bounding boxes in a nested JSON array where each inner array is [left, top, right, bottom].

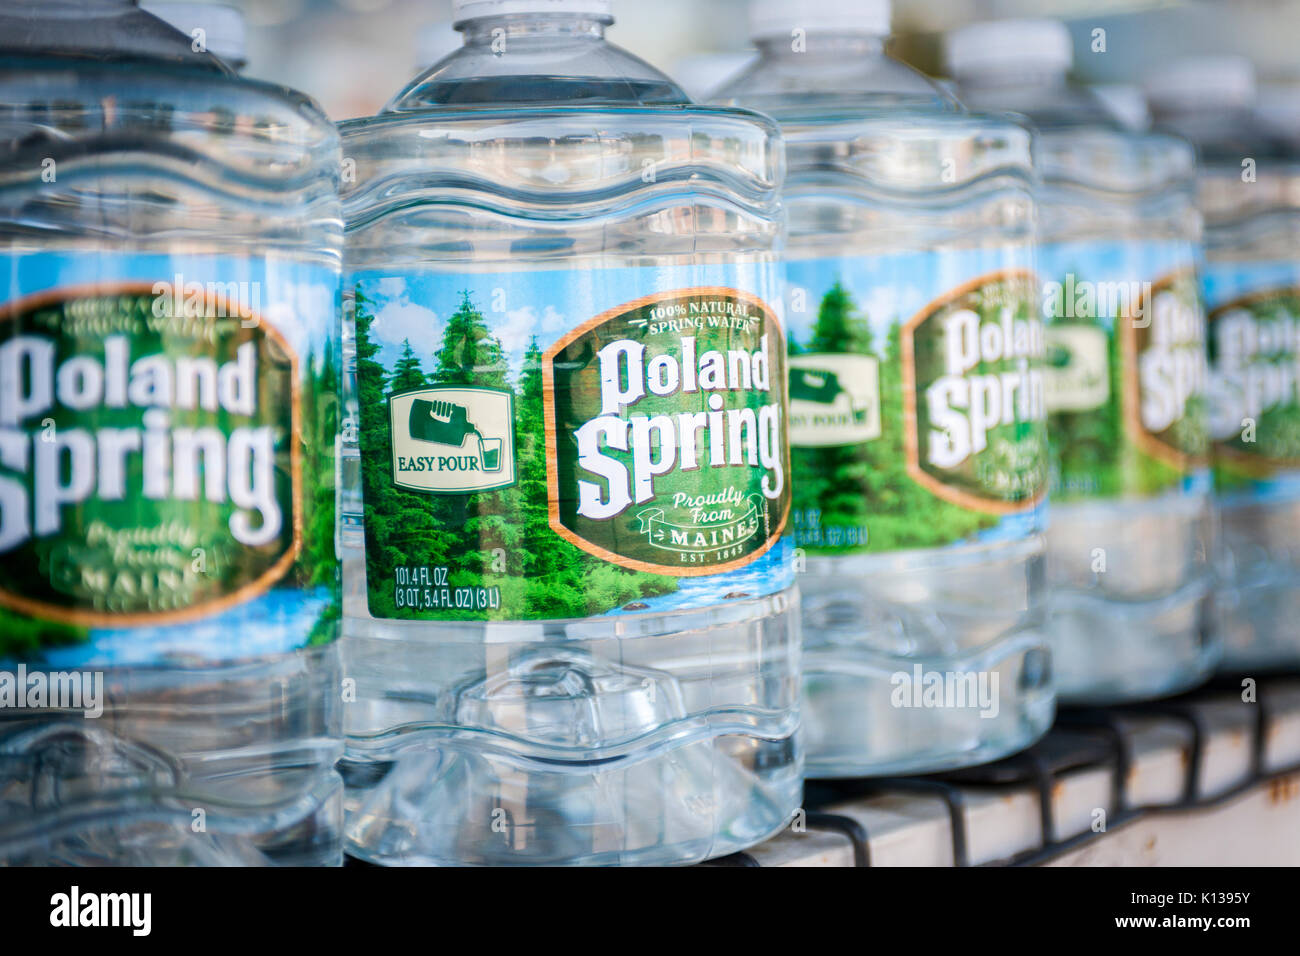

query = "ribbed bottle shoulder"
[[773, 110, 1031, 193], [1194, 152, 1300, 230], [0, 59, 336, 157], [339, 104, 785, 258], [1034, 125, 1196, 202], [0, 61, 341, 251]]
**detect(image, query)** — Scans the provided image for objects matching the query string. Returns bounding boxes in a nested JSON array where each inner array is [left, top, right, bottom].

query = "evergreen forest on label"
[[789, 280, 1002, 554], [355, 290, 677, 620]]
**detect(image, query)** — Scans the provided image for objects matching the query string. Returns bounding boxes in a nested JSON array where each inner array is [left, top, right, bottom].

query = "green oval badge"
[[544, 287, 791, 576], [0, 283, 300, 627]]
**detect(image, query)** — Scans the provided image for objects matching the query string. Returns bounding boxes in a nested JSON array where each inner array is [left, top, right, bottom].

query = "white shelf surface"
[[744, 679, 1300, 867]]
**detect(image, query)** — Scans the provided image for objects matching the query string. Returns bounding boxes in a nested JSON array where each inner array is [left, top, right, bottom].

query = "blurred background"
[[149, 0, 1300, 120]]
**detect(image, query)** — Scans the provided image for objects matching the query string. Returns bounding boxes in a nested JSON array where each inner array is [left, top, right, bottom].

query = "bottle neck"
[[755, 32, 886, 61], [457, 13, 610, 45], [957, 66, 1070, 91], [389, 8, 686, 109]]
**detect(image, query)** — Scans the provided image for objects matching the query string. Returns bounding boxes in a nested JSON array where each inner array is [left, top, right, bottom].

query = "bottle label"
[[1039, 239, 1210, 503], [1203, 260, 1300, 502], [783, 250, 1047, 556], [350, 264, 793, 621], [0, 253, 341, 666]]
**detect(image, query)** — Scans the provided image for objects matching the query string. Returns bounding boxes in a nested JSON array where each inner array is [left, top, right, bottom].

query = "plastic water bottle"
[[948, 19, 1218, 702], [714, 0, 957, 113], [1148, 57, 1300, 671], [0, 0, 343, 865], [714, 0, 1054, 777], [339, 0, 800, 865]]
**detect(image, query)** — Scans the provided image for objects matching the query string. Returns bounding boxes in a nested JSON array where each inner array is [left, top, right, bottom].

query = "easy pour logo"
[[903, 270, 1048, 512], [788, 353, 882, 447], [1043, 324, 1111, 413], [543, 287, 790, 576], [389, 386, 516, 494], [0, 282, 300, 627]]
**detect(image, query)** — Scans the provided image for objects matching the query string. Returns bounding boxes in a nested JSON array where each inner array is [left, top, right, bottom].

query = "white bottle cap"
[[142, 2, 247, 67], [749, 0, 891, 41], [1144, 56, 1256, 111], [945, 18, 1072, 79], [452, 0, 613, 26]]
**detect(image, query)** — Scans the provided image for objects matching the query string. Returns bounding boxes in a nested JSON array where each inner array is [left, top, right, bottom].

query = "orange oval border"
[[901, 268, 1048, 516], [1120, 269, 1211, 471], [541, 286, 790, 577], [0, 280, 303, 628]]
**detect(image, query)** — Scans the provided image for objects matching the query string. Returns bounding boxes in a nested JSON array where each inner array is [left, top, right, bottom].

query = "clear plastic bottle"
[[339, 0, 800, 866], [714, 0, 1054, 777], [949, 18, 1218, 702], [0, 0, 343, 866], [1148, 57, 1300, 671], [714, 0, 958, 114]]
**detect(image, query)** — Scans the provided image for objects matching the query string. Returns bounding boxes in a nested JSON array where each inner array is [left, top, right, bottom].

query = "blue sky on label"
[[1038, 238, 1197, 300], [3, 251, 338, 365], [355, 263, 780, 375], [363, 274, 570, 374], [784, 246, 1033, 345], [1202, 260, 1300, 304]]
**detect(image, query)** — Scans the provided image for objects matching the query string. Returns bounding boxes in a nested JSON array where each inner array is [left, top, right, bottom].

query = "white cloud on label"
[[372, 299, 443, 361], [860, 286, 902, 327], [375, 277, 407, 299], [497, 305, 568, 369]]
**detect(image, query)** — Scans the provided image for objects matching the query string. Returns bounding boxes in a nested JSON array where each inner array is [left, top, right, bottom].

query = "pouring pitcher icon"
[[408, 398, 504, 473], [390, 387, 516, 494]]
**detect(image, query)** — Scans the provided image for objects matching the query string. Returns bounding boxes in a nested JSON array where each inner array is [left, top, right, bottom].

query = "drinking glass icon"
[[479, 437, 503, 472]]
